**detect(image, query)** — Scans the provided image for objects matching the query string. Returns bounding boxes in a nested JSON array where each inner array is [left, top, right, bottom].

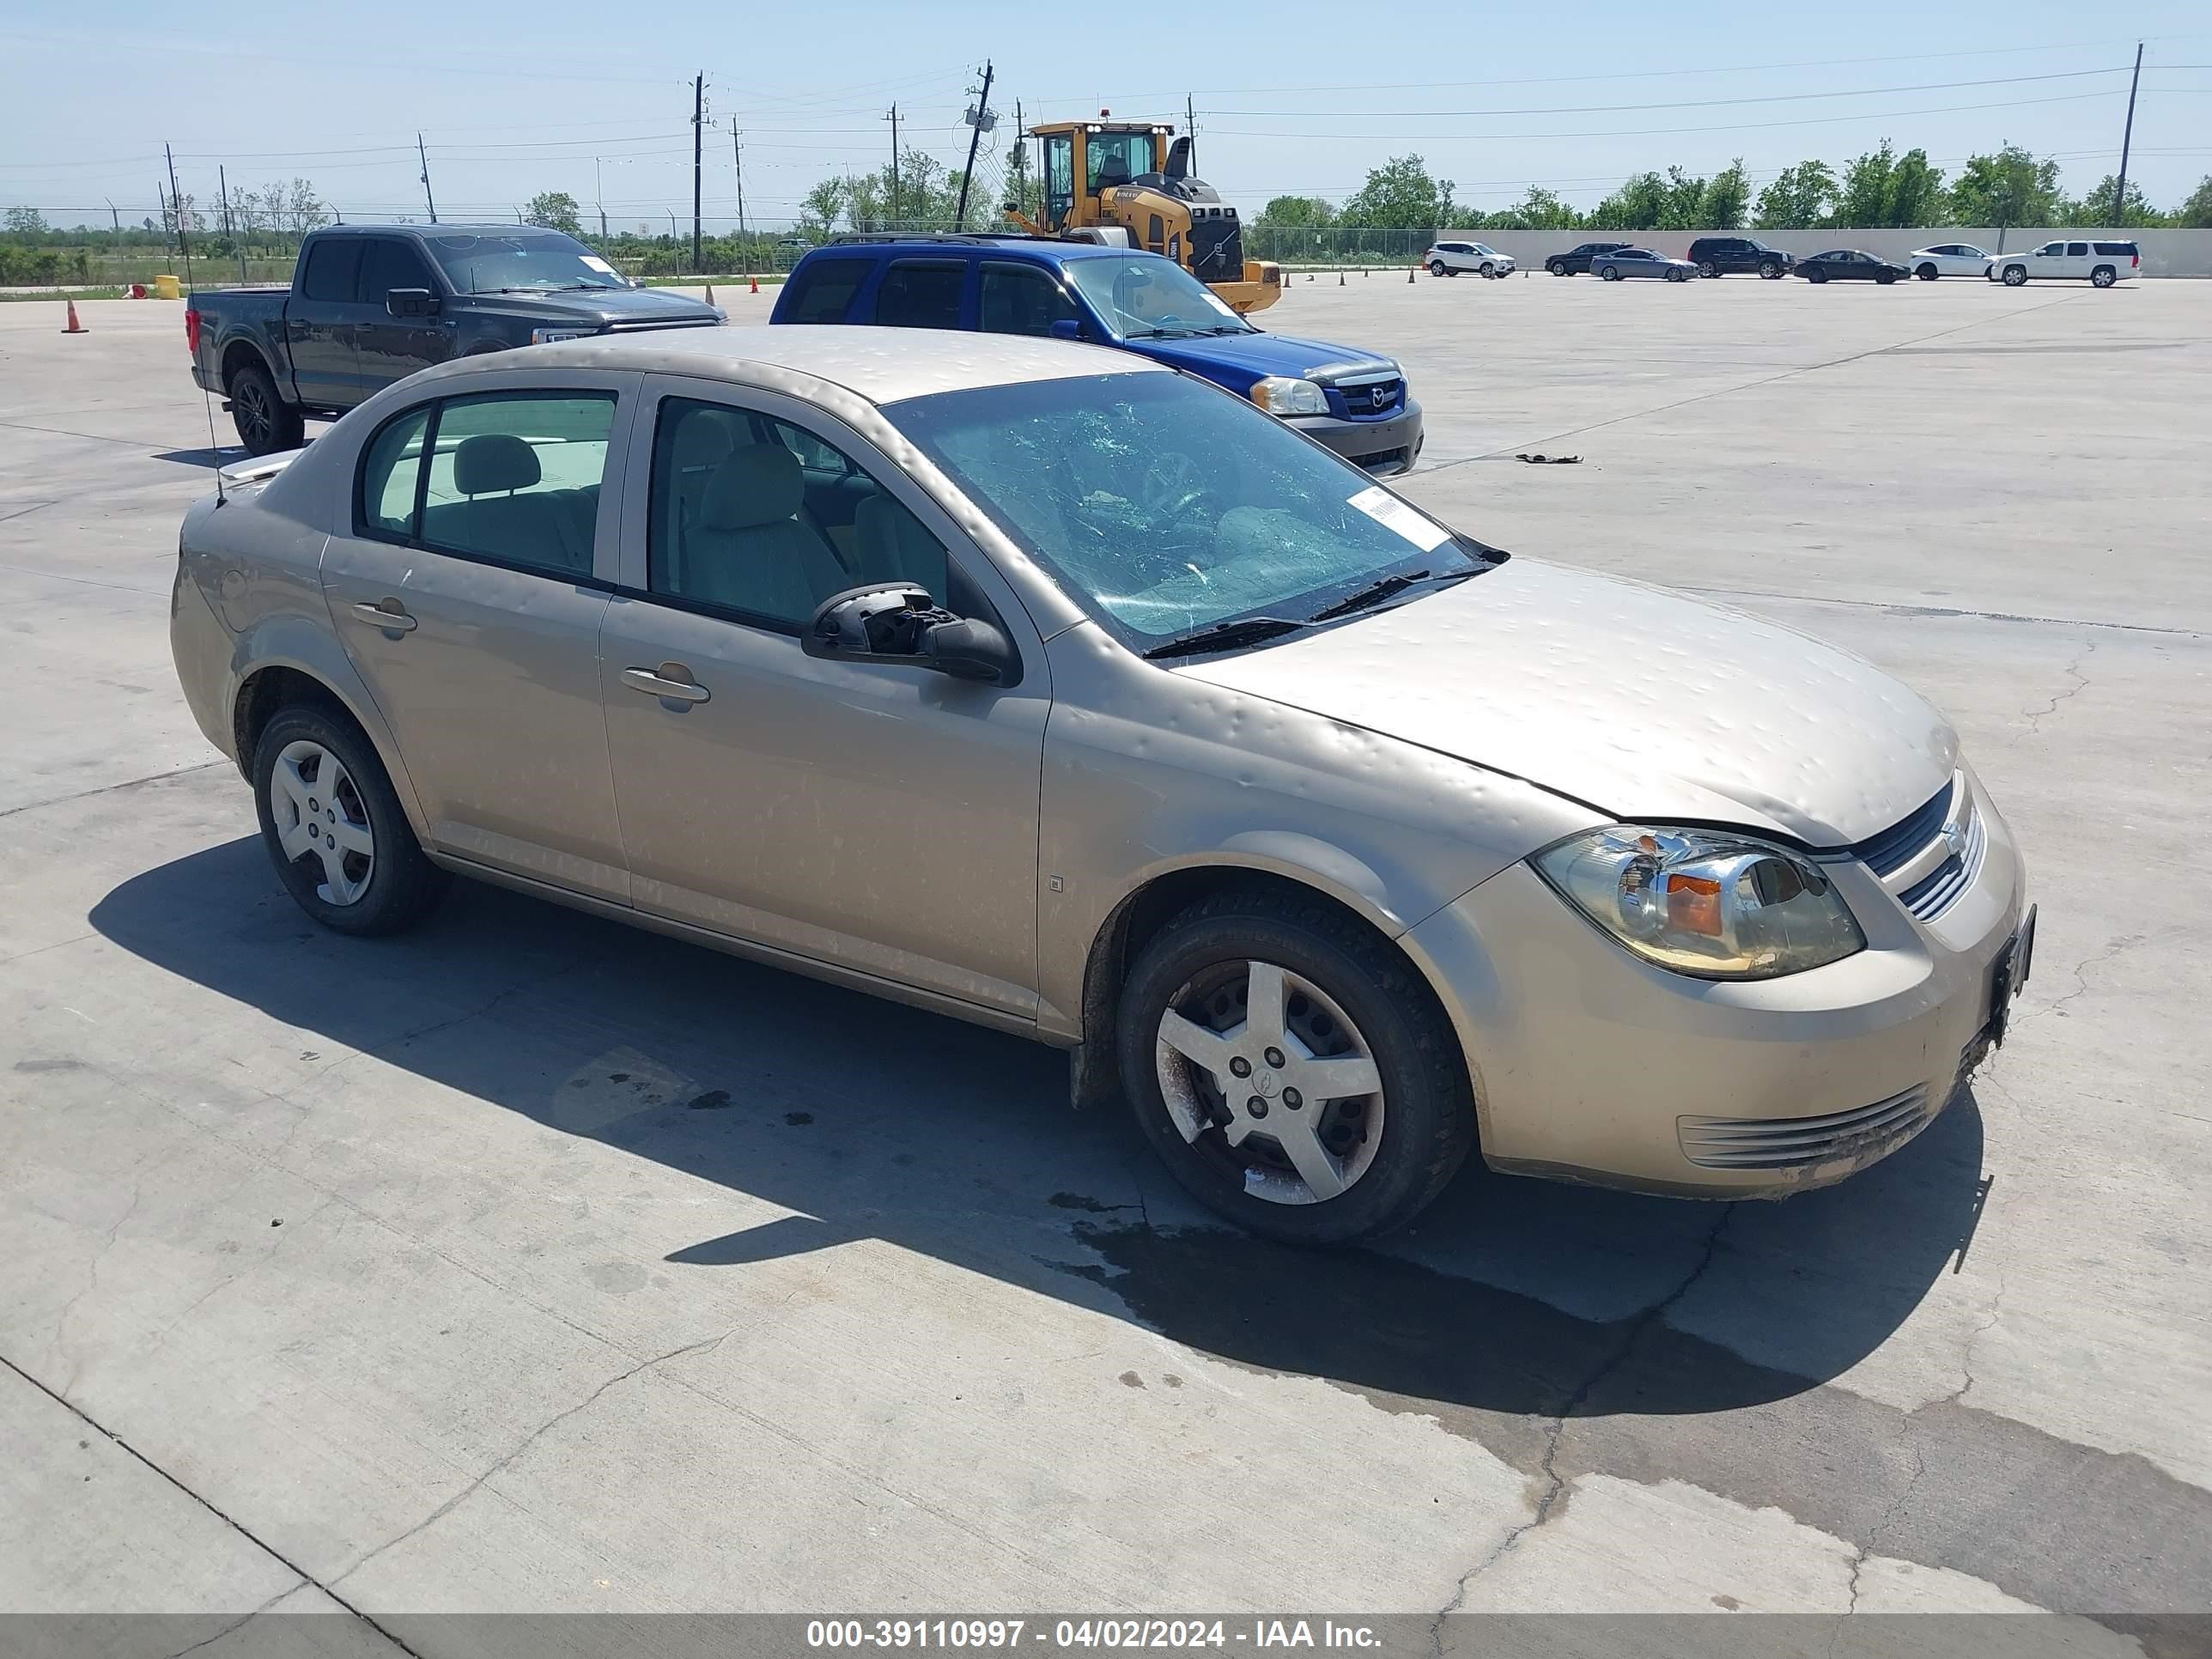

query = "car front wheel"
[[2002, 264, 2028, 286], [252, 704, 446, 936], [1760, 261, 1783, 279], [1117, 890, 1476, 1243], [1547, 260, 1567, 276], [1807, 269, 1827, 283]]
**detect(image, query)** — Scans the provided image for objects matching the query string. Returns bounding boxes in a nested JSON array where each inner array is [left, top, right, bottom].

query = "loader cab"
[[1033, 119, 1170, 233]]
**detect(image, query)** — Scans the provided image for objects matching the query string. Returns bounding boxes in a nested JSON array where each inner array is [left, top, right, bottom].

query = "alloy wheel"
[[270, 738, 374, 905], [1154, 958, 1386, 1206], [234, 378, 272, 449]]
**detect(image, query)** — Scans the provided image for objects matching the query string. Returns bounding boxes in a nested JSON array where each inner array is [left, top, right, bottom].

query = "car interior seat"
[[684, 444, 851, 621]]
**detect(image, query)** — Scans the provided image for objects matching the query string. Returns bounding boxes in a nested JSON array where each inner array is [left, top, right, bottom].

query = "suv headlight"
[[1531, 826, 1864, 980], [1250, 376, 1328, 416]]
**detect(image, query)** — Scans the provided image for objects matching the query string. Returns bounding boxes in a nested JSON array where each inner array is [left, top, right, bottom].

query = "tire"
[[1600, 264, 1621, 282], [2002, 264, 2027, 287], [1428, 260, 1449, 277], [252, 704, 446, 937], [1666, 266, 1687, 283], [1547, 260, 1568, 276], [1759, 261, 1783, 279], [1117, 890, 1476, 1244], [1875, 271, 1897, 285], [1916, 264, 1940, 281], [2091, 264, 2116, 289], [227, 360, 304, 457], [1807, 269, 1827, 284], [1698, 261, 1719, 279], [1479, 263, 1495, 278]]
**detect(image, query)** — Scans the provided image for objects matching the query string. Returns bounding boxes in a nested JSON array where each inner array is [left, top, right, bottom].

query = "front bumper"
[[1401, 780, 2029, 1197], [1286, 400, 1425, 475]]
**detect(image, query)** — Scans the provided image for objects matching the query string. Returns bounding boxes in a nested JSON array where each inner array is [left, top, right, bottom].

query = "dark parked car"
[[1544, 242, 1633, 276], [1686, 237, 1796, 279], [187, 224, 723, 453], [1796, 250, 1908, 285]]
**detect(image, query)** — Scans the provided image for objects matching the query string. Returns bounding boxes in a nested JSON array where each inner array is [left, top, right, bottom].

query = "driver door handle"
[[623, 665, 710, 704], [351, 599, 416, 633]]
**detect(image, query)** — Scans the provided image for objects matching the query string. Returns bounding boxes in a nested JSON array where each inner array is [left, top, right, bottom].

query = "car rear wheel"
[[1117, 890, 1476, 1244], [252, 705, 446, 936], [227, 361, 304, 457], [1428, 260, 1449, 276], [2002, 264, 2028, 287], [1600, 264, 1620, 281], [2091, 264, 2117, 289], [1759, 261, 1783, 279], [1698, 260, 1719, 279], [1916, 264, 1940, 281]]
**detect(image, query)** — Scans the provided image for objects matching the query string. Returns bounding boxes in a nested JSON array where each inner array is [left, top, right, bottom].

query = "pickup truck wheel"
[[228, 362, 303, 456], [1117, 890, 1475, 1244]]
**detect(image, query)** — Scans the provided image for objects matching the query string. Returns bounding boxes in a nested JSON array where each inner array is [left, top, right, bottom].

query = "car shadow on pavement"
[[92, 838, 1989, 1425]]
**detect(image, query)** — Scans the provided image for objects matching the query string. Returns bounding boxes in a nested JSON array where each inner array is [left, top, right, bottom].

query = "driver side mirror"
[[802, 584, 1017, 685], [1048, 318, 1082, 342], [386, 288, 440, 319]]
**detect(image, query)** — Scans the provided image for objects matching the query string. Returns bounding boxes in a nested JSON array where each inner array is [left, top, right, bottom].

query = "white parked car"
[[1986, 240, 2141, 288], [1905, 243, 1993, 281], [1425, 241, 1516, 278]]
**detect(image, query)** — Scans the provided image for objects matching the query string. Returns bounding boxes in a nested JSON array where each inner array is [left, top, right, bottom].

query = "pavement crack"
[[1433, 1205, 1737, 1628], [0, 760, 228, 823], [328, 1325, 738, 1589], [2013, 933, 2146, 1030], [2020, 639, 2097, 734], [55, 1181, 143, 1395], [161, 1583, 302, 1659]]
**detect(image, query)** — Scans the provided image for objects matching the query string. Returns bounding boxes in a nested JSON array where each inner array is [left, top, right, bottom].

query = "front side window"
[[2038, 242, 2064, 257], [300, 238, 364, 303], [1062, 253, 1250, 339], [979, 263, 1079, 337], [887, 372, 1492, 655], [872, 261, 965, 330], [414, 392, 616, 577], [647, 398, 949, 627], [1043, 134, 1075, 229], [782, 257, 870, 325], [360, 239, 436, 304], [422, 231, 626, 295]]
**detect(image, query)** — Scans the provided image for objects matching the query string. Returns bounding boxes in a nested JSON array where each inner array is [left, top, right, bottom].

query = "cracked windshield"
[[889, 372, 1487, 651]]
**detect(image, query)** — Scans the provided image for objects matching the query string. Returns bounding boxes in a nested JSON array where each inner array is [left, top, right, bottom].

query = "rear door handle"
[[351, 599, 416, 633], [622, 665, 709, 704]]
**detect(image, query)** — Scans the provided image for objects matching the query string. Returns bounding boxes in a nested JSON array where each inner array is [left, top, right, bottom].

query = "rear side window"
[[781, 257, 871, 325], [300, 238, 363, 303], [873, 261, 966, 329], [2094, 242, 2137, 257], [2067, 243, 2090, 257], [357, 406, 431, 539]]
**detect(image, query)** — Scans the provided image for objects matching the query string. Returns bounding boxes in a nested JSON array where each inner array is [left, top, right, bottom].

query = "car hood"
[[1127, 329, 1393, 388], [461, 285, 720, 327], [1170, 557, 1956, 848]]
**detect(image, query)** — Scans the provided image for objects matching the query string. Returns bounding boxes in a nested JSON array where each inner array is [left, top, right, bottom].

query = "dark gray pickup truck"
[[187, 223, 721, 453]]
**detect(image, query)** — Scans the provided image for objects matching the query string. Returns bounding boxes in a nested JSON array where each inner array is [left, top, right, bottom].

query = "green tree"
[[523, 191, 583, 235], [1338, 155, 1456, 228], [1489, 185, 1583, 230], [797, 178, 848, 240], [1948, 147, 2063, 231], [1589, 171, 1669, 229], [1255, 195, 1337, 228], [1887, 149, 1946, 227], [2063, 175, 2163, 227], [2178, 175, 2212, 229], [279, 179, 329, 237], [1752, 161, 1837, 229], [4, 205, 49, 234], [1837, 143, 1897, 227], [1698, 161, 1750, 229]]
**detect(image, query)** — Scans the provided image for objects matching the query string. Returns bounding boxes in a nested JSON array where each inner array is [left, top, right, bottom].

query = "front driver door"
[[598, 377, 1049, 1020], [354, 237, 455, 388]]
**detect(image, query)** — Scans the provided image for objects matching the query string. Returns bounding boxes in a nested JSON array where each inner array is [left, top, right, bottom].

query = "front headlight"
[[1531, 826, 1864, 980], [1250, 376, 1328, 416]]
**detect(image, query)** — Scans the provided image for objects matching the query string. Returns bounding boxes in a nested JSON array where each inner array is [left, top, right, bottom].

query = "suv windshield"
[[1063, 254, 1255, 338], [886, 372, 1492, 654], [422, 231, 629, 295]]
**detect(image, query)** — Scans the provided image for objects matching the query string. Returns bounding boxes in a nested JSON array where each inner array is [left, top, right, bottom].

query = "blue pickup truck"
[[187, 223, 721, 454], [770, 237, 1423, 475]]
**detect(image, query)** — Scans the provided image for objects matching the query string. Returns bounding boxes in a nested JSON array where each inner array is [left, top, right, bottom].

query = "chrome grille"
[[1851, 781, 1955, 876], [1678, 1085, 1931, 1170], [1899, 799, 1985, 921]]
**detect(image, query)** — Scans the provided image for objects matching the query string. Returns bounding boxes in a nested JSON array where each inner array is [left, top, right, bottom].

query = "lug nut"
[[1283, 1087, 1303, 1109], [1263, 1047, 1285, 1068], [1230, 1056, 1251, 1079], [1247, 1096, 1267, 1117]]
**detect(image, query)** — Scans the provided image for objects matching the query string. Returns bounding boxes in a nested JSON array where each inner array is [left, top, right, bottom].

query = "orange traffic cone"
[[63, 298, 87, 334], [749, 274, 759, 294], [705, 283, 715, 306]]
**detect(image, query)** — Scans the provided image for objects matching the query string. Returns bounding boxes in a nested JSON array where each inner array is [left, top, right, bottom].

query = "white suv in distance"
[[1987, 240, 2140, 288], [1905, 243, 1993, 280], [1425, 241, 1516, 278]]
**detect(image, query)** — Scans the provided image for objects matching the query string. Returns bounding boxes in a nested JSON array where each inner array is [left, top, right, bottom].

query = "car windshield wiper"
[[1306, 568, 1468, 623], [1142, 616, 1311, 659]]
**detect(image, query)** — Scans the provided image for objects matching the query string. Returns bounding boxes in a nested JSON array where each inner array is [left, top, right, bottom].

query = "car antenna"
[[168, 143, 227, 507]]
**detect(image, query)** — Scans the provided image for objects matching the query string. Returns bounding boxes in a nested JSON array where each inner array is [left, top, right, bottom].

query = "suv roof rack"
[[825, 231, 1041, 246]]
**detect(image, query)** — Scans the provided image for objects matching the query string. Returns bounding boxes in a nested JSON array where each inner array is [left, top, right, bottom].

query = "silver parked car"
[[170, 328, 2033, 1242], [1594, 248, 1699, 282], [1424, 241, 1516, 278]]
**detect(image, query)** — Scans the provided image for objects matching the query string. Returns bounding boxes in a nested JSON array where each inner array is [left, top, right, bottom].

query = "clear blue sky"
[[2, 1, 2206, 230]]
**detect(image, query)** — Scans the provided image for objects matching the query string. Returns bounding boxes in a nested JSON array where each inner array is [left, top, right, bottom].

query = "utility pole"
[[691, 72, 705, 273], [887, 103, 901, 225], [728, 118, 748, 271], [2112, 40, 2144, 227], [1186, 93, 1197, 173], [165, 143, 197, 290], [1012, 100, 1026, 218], [104, 198, 118, 233], [596, 158, 607, 240], [218, 166, 233, 237], [416, 133, 438, 223], [955, 61, 994, 231]]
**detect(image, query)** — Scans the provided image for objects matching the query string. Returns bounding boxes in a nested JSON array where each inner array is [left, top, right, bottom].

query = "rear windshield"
[[781, 257, 871, 325]]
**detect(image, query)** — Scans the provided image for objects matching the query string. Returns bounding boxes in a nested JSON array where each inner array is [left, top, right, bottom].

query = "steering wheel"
[[1139, 451, 1213, 521]]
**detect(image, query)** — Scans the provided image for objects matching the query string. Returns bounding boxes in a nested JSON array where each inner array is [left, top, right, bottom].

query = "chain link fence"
[[1243, 227, 1438, 269]]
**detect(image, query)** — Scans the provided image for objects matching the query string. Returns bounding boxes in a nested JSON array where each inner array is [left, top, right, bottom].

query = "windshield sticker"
[[1200, 289, 1238, 317], [1348, 485, 1449, 551], [580, 255, 617, 274]]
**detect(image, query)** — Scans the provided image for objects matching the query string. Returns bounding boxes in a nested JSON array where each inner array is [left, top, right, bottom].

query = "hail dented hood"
[[1170, 556, 1957, 848]]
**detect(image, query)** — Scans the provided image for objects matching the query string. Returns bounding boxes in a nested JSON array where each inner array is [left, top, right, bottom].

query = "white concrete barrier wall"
[[1430, 228, 2212, 277]]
